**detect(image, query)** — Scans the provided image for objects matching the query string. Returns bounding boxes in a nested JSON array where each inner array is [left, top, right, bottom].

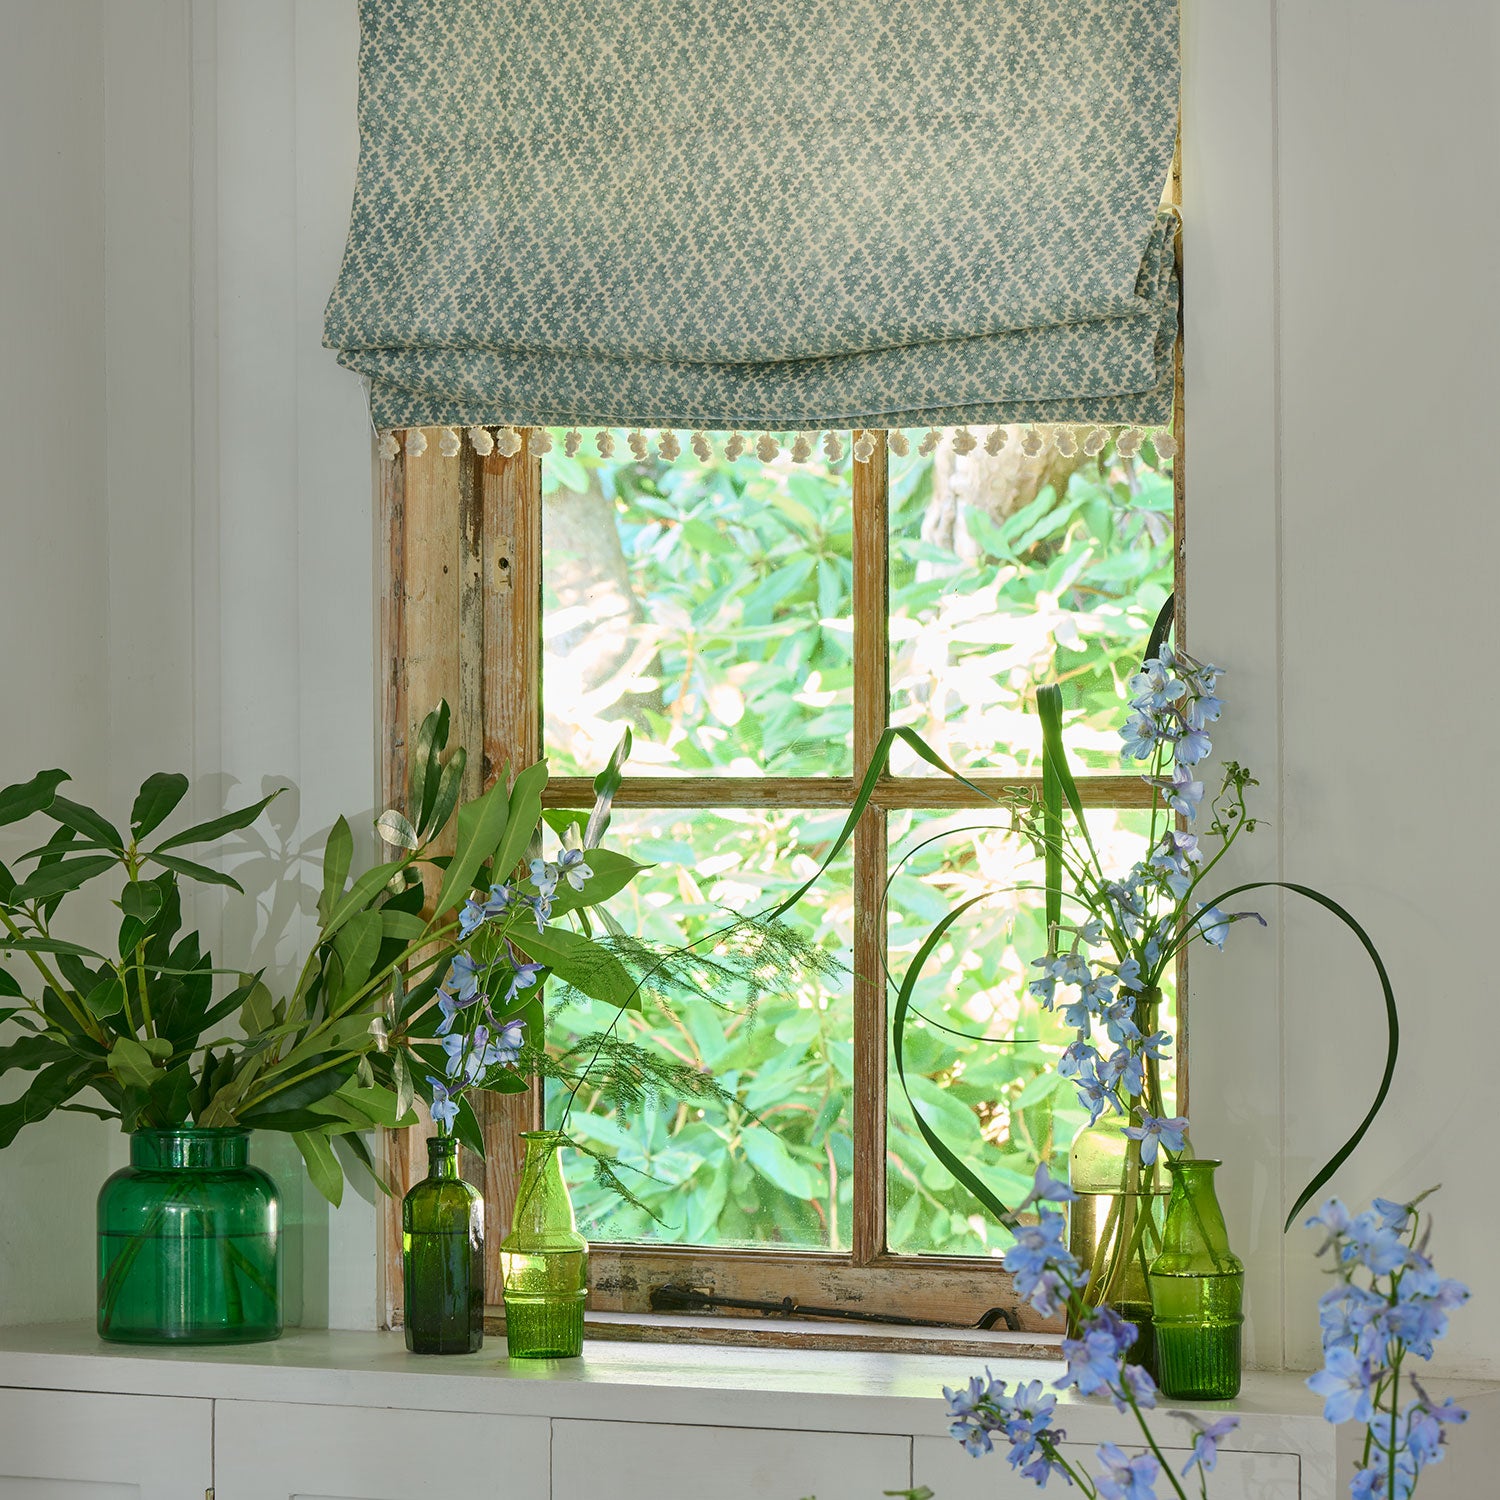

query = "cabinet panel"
[[551, 1419, 910, 1500], [914, 1434, 1300, 1499], [214, 1400, 548, 1500], [0, 1388, 211, 1498]]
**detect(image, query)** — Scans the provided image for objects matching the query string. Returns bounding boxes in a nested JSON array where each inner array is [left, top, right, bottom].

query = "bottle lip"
[[520, 1129, 566, 1141], [130, 1126, 251, 1170], [1166, 1156, 1222, 1170]]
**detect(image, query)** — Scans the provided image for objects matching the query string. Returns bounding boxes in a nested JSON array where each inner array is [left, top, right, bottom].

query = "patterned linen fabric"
[[324, 0, 1180, 432]]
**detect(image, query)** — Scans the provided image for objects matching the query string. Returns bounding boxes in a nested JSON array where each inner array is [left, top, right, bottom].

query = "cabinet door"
[[914, 1434, 1300, 1499], [0, 1388, 211, 1499], [214, 1400, 549, 1500], [551, 1419, 911, 1500]]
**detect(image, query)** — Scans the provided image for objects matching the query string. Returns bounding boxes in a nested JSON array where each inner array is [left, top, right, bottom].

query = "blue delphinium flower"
[[556, 845, 592, 891], [529, 857, 560, 899], [1171, 1411, 1240, 1475], [1308, 1346, 1378, 1425], [427, 1077, 459, 1131], [1058, 1308, 1138, 1398], [1122, 1112, 1188, 1166], [1093, 1442, 1159, 1500]]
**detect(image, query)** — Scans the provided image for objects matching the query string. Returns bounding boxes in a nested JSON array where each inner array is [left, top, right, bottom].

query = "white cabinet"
[[914, 1434, 1301, 1500], [214, 1400, 550, 1500], [552, 1418, 911, 1500], [0, 1388, 211, 1499]]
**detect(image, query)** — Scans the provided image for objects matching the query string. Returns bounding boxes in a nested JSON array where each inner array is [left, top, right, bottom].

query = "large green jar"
[[97, 1128, 281, 1344], [1068, 1111, 1168, 1374], [402, 1134, 484, 1354], [1148, 1158, 1245, 1399], [499, 1131, 588, 1359]]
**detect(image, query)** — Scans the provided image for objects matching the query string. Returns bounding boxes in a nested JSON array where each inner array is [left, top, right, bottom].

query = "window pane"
[[542, 431, 854, 778], [885, 808, 1176, 1258], [887, 426, 1174, 776], [546, 806, 854, 1249]]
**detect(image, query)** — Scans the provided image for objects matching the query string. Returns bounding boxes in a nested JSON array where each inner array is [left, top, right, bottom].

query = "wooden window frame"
[[374, 402, 1185, 1358]]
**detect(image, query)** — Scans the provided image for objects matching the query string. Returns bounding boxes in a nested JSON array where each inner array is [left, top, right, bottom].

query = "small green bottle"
[[402, 1134, 484, 1354], [500, 1130, 588, 1358], [1148, 1158, 1244, 1399]]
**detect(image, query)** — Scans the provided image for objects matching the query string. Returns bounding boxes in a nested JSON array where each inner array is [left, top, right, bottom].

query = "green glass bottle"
[[1068, 1111, 1168, 1375], [499, 1131, 588, 1359], [402, 1134, 485, 1354], [1148, 1158, 1244, 1399], [97, 1127, 281, 1344]]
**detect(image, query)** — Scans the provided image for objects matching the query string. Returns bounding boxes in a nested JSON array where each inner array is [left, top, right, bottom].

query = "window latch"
[[648, 1285, 1020, 1333]]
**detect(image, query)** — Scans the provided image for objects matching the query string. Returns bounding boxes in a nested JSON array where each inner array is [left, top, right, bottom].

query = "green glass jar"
[[402, 1134, 484, 1354], [499, 1130, 588, 1359], [97, 1127, 281, 1344], [1068, 1111, 1168, 1374], [1148, 1158, 1245, 1399]]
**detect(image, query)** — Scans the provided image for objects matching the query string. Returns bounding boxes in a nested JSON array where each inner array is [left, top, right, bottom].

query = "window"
[[376, 417, 1182, 1352]]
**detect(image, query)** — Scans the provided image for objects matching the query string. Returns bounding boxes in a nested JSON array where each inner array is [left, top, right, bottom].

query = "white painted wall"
[[1184, 0, 1500, 1381], [3, 0, 1498, 1381], [0, 0, 118, 1326]]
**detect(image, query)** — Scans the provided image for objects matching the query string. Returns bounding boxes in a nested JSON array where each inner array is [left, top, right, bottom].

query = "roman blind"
[[324, 0, 1180, 435]]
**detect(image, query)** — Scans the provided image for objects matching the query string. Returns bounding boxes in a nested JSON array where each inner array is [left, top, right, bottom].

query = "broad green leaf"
[[0, 1034, 68, 1073], [9, 855, 118, 904], [152, 790, 281, 852], [375, 809, 419, 851], [323, 859, 407, 938], [244, 1054, 357, 1115], [0, 967, 23, 999], [432, 779, 512, 919], [0, 936, 106, 960], [380, 908, 428, 943], [451, 1094, 486, 1160], [292, 1130, 344, 1207], [332, 1081, 414, 1130], [513, 924, 639, 1010], [107, 1037, 161, 1091], [740, 1128, 819, 1198], [0, 770, 69, 829], [241, 980, 275, 1036], [83, 975, 126, 1019], [331, 911, 382, 1003], [44, 796, 124, 852], [407, 701, 451, 836], [425, 749, 466, 841], [130, 773, 189, 840], [392, 1049, 415, 1122], [546, 848, 652, 919], [119, 880, 164, 923], [488, 760, 550, 888], [142, 852, 244, 892], [318, 816, 354, 927], [0, 1059, 86, 1146]]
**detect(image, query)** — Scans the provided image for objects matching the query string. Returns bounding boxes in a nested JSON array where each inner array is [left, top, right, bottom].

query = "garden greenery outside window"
[[371, 422, 1180, 1342]]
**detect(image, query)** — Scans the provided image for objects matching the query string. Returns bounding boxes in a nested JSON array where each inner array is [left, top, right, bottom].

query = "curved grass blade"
[[891, 892, 1021, 1232], [1207, 879, 1399, 1232]]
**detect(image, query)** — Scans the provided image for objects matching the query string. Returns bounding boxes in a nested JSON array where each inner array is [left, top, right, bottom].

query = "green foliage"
[[540, 429, 1175, 1254]]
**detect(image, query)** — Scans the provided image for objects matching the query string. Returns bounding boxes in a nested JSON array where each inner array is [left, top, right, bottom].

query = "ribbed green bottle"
[[1148, 1158, 1244, 1399], [97, 1127, 281, 1344], [402, 1134, 485, 1354], [499, 1131, 588, 1358]]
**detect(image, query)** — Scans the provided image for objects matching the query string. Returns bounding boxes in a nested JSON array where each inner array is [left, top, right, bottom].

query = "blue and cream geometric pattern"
[[324, 0, 1181, 433]]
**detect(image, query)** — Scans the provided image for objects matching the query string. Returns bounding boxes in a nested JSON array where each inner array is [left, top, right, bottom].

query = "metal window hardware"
[[648, 1285, 1020, 1333]]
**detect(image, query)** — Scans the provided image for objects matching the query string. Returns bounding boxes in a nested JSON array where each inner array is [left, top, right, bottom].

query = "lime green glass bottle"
[[499, 1131, 588, 1358], [97, 1127, 281, 1344], [1148, 1158, 1244, 1399], [402, 1134, 485, 1354]]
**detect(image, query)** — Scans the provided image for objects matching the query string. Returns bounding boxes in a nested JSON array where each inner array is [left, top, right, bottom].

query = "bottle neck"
[[426, 1136, 460, 1181], [130, 1127, 249, 1171], [1163, 1159, 1232, 1255], [513, 1131, 577, 1234]]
